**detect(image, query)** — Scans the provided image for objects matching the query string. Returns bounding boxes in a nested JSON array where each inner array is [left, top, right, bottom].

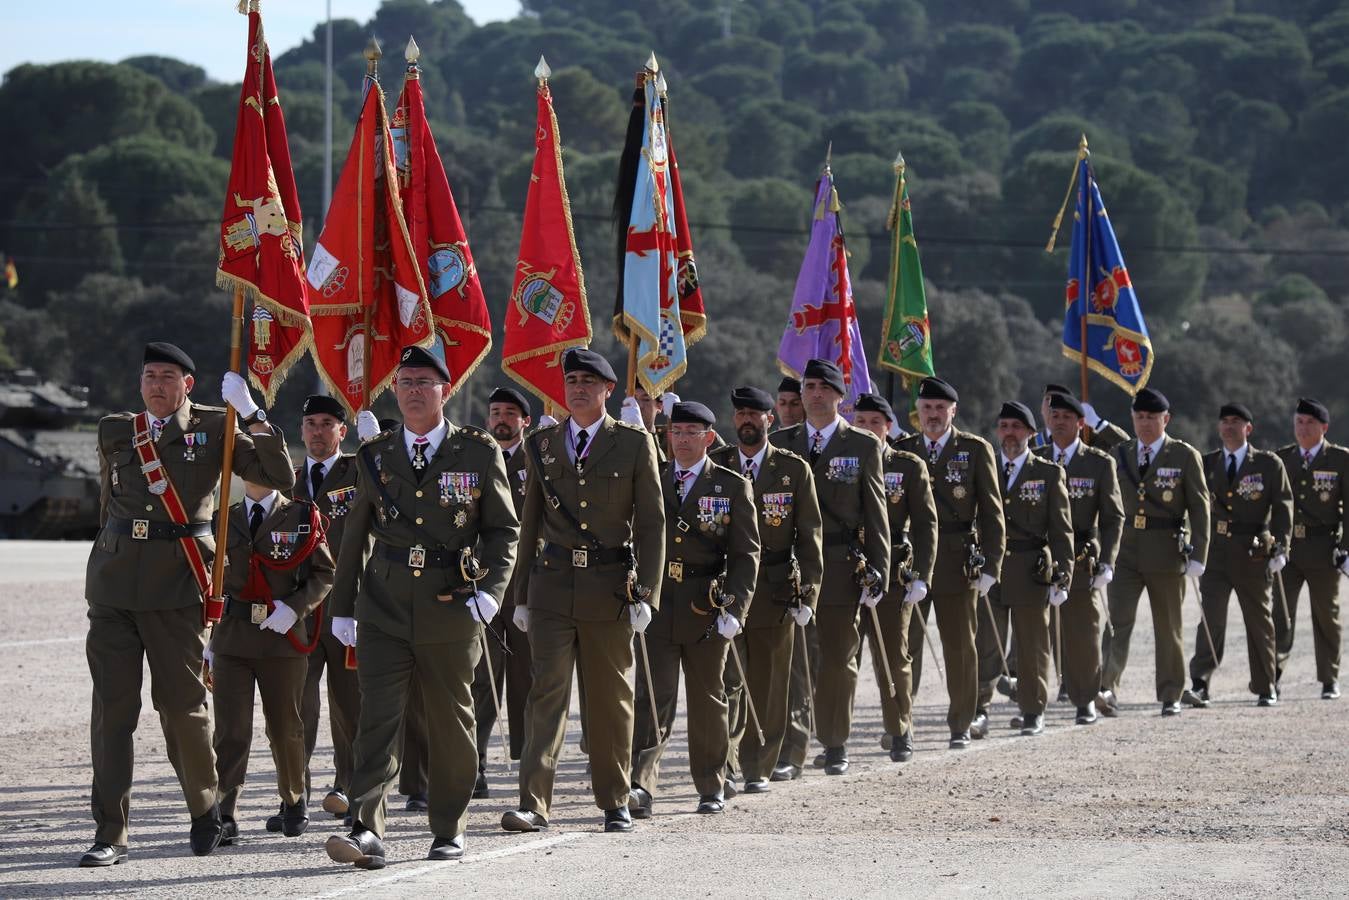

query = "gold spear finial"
[[893, 149, 905, 172], [646, 51, 659, 73], [1079, 132, 1090, 158], [364, 37, 382, 77], [824, 141, 833, 173], [656, 70, 668, 95], [405, 36, 420, 63], [535, 55, 551, 81]]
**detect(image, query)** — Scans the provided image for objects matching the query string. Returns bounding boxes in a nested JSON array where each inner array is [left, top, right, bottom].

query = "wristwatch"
[[242, 408, 268, 426]]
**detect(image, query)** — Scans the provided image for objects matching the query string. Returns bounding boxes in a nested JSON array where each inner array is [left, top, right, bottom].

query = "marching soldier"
[[851, 393, 937, 760], [1099, 387, 1210, 717], [1275, 398, 1349, 700], [324, 346, 519, 868], [768, 359, 889, 775], [714, 387, 822, 793], [1184, 403, 1292, 708], [501, 348, 665, 835], [470, 387, 535, 798], [629, 401, 759, 816], [286, 394, 360, 830], [897, 377, 1005, 748], [210, 480, 335, 844], [1032, 383, 1129, 452], [1034, 391, 1124, 724], [80, 342, 293, 867], [976, 401, 1073, 737]]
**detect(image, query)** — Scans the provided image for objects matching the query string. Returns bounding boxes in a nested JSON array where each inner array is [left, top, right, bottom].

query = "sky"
[[4, 0, 521, 82]]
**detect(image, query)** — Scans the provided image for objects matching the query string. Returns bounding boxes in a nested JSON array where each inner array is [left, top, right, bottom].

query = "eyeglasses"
[[668, 428, 709, 439], [396, 378, 445, 391]]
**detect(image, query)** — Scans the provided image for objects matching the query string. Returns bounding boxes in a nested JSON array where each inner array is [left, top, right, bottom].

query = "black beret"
[[998, 400, 1035, 429], [488, 386, 531, 416], [301, 394, 346, 421], [398, 345, 451, 383], [1043, 382, 1071, 396], [802, 358, 845, 395], [1048, 392, 1085, 417], [669, 400, 715, 426], [378, 417, 400, 431], [916, 376, 958, 402], [1219, 402, 1252, 423], [143, 341, 195, 374], [1298, 397, 1330, 424], [730, 386, 774, 412], [562, 347, 617, 382], [1132, 387, 1169, 413], [777, 376, 801, 395], [854, 392, 896, 423]]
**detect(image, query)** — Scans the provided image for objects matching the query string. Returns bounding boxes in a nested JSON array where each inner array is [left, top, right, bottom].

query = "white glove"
[[620, 396, 644, 428], [1185, 559, 1205, 579], [331, 616, 358, 647], [860, 586, 882, 609], [903, 579, 928, 605], [538, 414, 559, 428], [260, 603, 299, 634], [887, 420, 903, 440], [467, 591, 499, 624], [1268, 553, 1287, 574], [1080, 401, 1103, 430], [221, 371, 260, 420], [1049, 588, 1068, 608], [629, 601, 653, 633], [203, 643, 214, 668], [790, 605, 813, 627], [716, 612, 741, 639], [976, 572, 996, 596], [661, 392, 680, 420], [1091, 563, 1114, 590], [356, 410, 381, 441], [512, 606, 530, 633]]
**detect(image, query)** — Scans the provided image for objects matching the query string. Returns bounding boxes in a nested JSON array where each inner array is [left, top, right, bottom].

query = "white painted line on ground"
[[309, 831, 586, 899], [0, 636, 84, 648]]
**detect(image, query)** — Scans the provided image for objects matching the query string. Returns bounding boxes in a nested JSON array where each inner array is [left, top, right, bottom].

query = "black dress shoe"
[[1257, 693, 1277, 707], [1057, 683, 1070, 703], [220, 816, 239, 846], [190, 804, 224, 857], [948, 731, 971, 749], [1324, 681, 1342, 700], [405, 792, 429, 812], [879, 733, 894, 750], [281, 801, 308, 837], [1181, 684, 1210, 708], [322, 790, 349, 816], [265, 802, 284, 833], [744, 779, 771, 794], [604, 806, 633, 833], [1097, 690, 1119, 717], [1075, 703, 1098, 725], [812, 751, 827, 768], [1161, 701, 1181, 717], [696, 794, 725, 814], [1008, 714, 1024, 730], [996, 675, 1017, 699], [627, 785, 653, 819], [769, 762, 802, 782], [427, 834, 465, 860], [889, 730, 914, 763], [501, 809, 548, 832], [472, 771, 490, 800], [970, 709, 989, 739], [1020, 714, 1044, 736], [823, 746, 849, 776], [723, 776, 739, 799], [325, 826, 386, 869], [78, 842, 127, 867]]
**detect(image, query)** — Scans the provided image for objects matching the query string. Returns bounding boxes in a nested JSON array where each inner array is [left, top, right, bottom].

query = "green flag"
[[876, 156, 934, 428]]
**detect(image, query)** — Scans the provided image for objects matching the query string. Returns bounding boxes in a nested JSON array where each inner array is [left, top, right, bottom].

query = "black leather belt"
[[1131, 515, 1183, 530], [1293, 522, 1337, 538], [376, 540, 460, 569], [224, 597, 276, 625], [665, 558, 722, 583], [761, 547, 794, 566], [939, 521, 974, 534], [1214, 521, 1263, 536], [106, 516, 212, 540], [1007, 538, 1047, 553], [541, 542, 630, 568]]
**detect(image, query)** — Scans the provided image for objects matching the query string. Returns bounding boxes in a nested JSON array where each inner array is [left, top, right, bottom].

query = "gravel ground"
[[1, 540, 1346, 898]]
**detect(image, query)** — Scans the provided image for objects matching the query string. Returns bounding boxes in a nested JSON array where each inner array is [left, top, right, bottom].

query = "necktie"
[[810, 431, 824, 464], [1227, 453, 1237, 483], [1003, 460, 1014, 489], [1139, 446, 1152, 476], [249, 502, 264, 536], [743, 458, 756, 481], [310, 461, 325, 499], [1304, 450, 1313, 470], [411, 436, 429, 474], [676, 468, 695, 501], [151, 418, 166, 442], [1056, 450, 1066, 467], [928, 441, 940, 465]]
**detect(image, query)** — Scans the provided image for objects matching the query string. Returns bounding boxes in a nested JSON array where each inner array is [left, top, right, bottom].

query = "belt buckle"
[[131, 519, 150, 540], [250, 603, 268, 625], [1133, 514, 1147, 530], [1294, 524, 1306, 540], [572, 549, 589, 568], [408, 545, 426, 569], [1216, 520, 1229, 536], [668, 560, 684, 583]]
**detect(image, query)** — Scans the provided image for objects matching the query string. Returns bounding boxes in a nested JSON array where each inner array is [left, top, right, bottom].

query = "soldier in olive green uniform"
[[768, 359, 889, 776], [501, 348, 665, 836], [1034, 391, 1124, 724], [976, 402, 1074, 737], [211, 485, 335, 843], [324, 346, 519, 869], [1100, 387, 1210, 717], [897, 377, 1005, 748], [629, 401, 760, 815], [1184, 404, 1293, 707], [1275, 398, 1349, 700], [851, 393, 937, 761], [80, 343, 293, 868], [714, 387, 822, 792], [1030, 382, 1129, 454]]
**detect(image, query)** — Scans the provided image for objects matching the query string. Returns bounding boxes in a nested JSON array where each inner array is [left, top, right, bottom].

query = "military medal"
[[952, 485, 966, 499], [327, 486, 355, 517], [1162, 489, 1174, 502], [183, 432, 197, 461], [1019, 479, 1046, 504], [454, 509, 468, 528], [149, 480, 168, 496], [699, 496, 731, 531], [884, 472, 905, 504]]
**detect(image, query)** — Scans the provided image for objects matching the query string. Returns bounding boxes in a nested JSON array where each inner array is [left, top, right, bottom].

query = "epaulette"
[[773, 446, 808, 464], [1276, 443, 1298, 455], [359, 429, 396, 448], [955, 428, 994, 450], [1080, 443, 1112, 460], [614, 419, 647, 433], [191, 402, 227, 415], [457, 423, 496, 446]]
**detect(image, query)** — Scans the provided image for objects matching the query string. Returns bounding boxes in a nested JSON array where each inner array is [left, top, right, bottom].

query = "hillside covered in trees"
[[1, 0, 1346, 442]]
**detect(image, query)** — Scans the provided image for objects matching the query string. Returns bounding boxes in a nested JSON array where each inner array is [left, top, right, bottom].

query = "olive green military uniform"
[[1274, 442, 1349, 685], [213, 494, 335, 821], [1032, 420, 1128, 454], [85, 401, 294, 846], [1034, 440, 1124, 708], [978, 454, 1074, 717], [859, 447, 937, 741], [330, 423, 519, 842], [1102, 437, 1210, 704], [513, 415, 665, 819], [714, 444, 822, 784], [897, 430, 1005, 736], [293, 454, 362, 800], [769, 420, 890, 755], [631, 459, 760, 798]]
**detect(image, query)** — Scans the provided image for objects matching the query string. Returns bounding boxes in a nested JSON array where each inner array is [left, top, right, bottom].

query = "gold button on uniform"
[[580, 522, 589, 530], [413, 570, 422, 578], [416, 490, 424, 498], [416, 517, 424, 525], [578, 479, 586, 486], [675, 536, 682, 544], [145, 505, 154, 512], [580, 500, 588, 508]]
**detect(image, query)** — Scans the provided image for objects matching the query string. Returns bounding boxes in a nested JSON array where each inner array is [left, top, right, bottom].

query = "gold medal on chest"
[[1162, 489, 1174, 502], [454, 509, 468, 528], [952, 485, 966, 500]]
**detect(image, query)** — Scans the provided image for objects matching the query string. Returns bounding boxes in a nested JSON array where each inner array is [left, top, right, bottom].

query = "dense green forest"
[[1, 0, 1346, 446]]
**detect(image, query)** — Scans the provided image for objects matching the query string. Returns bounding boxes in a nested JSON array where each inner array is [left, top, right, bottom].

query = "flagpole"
[[209, 284, 247, 624], [360, 37, 380, 412], [1078, 135, 1091, 407]]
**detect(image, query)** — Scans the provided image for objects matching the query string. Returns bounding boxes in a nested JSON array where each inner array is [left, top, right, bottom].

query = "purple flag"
[[777, 169, 872, 415]]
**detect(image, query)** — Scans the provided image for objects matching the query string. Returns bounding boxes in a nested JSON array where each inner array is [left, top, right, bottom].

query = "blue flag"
[[1062, 158, 1152, 394]]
